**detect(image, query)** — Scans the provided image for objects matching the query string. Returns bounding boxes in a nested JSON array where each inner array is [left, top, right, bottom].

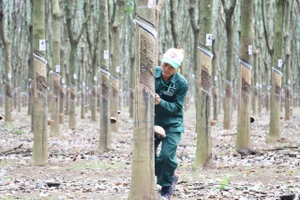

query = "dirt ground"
[[1, 106, 300, 200]]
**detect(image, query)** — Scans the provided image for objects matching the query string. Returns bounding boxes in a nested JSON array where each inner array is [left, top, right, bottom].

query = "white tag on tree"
[[248, 45, 252, 55], [116, 66, 120, 73], [205, 34, 212, 46], [214, 75, 218, 81], [62, 78, 65, 84], [82, 82, 85, 87], [104, 50, 109, 60], [278, 59, 282, 67], [55, 65, 60, 73], [73, 74, 77, 79], [288, 79, 290, 85], [94, 76, 97, 81], [8, 73, 12, 79], [39, 40, 46, 51], [148, 0, 156, 8]]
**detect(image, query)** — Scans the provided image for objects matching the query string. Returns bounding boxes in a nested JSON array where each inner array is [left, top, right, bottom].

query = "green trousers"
[[155, 132, 182, 187]]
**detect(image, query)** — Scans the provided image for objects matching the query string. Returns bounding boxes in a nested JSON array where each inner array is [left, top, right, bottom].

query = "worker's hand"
[[155, 93, 160, 105]]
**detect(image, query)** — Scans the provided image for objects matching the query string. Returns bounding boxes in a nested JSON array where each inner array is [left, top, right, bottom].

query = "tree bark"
[[236, 0, 254, 150], [110, 0, 125, 134], [267, 0, 284, 143], [221, 0, 237, 130], [129, 0, 157, 199], [50, 0, 61, 136], [98, 0, 111, 152], [192, 0, 214, 170], [0, 0, 12, 123], [66, 0, 88, 129], [284, 0, 292, 121], [31, 0, 48, 166]]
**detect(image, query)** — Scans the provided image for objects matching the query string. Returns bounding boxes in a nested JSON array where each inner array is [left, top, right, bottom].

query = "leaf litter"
[[0, 108, 300, 199]]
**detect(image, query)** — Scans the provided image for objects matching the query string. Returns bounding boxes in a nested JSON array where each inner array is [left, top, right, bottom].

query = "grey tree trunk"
[[236, 0, 254, 150], [110, 0, 125, 134], [84, 0, 98, 122], [284, 0, 293, 121], [129, 0, 157, 199], [98, 0, 111, 152], [80, 47, 86, 119], [31, 0, 48, 165], [267, 0, 284, 143], [0, 0, 12, 123], [190, 0, 214, 170], [221, 0, 237, 130], [170, 0, 180, 47], [50, 0, 61, 136], [66, 0, 88, 129]]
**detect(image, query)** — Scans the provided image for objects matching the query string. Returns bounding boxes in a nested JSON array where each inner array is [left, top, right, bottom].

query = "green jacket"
[[155, 66, 188, 133]]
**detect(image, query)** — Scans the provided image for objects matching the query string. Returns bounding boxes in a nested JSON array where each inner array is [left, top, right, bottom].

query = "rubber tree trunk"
[[98, 0, 111, 152], [66, 0, 87, 129], [252, 51, 259, 118], [59, 47, 65, 124], [84, 1, 98, 122], [80, 47, 86, 119], [236, 0, 254, 150], [284, 0, 292, 121], [31, 0, 48, 166], [110, 0, 125, 134], [50, 0, 61, 136], [129, 15, 135, 119], [212, 38, 220, 121], [192, 0, 214, 170], [0, 0, 12, 123], [129, 0, 157, 199], [267, 0, 284, 143], [221, 0, 237, 130]]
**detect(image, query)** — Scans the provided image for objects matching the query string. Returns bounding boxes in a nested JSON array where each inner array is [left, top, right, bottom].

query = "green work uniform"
[[154, 66, 188, 187]]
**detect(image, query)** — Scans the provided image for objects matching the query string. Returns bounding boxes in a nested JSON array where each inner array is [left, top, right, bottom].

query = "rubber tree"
[[211, 1, 220, 121], [84, 0, 99, 122], [169, 0, 180, 47], [110, 0, 125, 134], [221, 0, 237, 130], [266, 0, 284, 143], [129, 0, 157, 199], [189, 0, 214, 170], [59, 19, 67, 124], [252, 0, 263, 118], [31, 0, 48, 165], [98, 0, 112, 152], [66, 0, 89, 129], [236, 0, 254, 150], [50, 0, 61, 136], [0, 0, 12, 123], [283, 0, 293, 120]]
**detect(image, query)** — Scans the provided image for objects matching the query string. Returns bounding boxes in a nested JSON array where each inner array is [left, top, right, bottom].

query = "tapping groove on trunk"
[[36, 74, 47, 98], [225, 84, 232, 98], [53, 78, 60, 97], [5, 85, 11, 98], [275, 85, 281, 100], [70, 87, 76, 101], [140, 35, 154, 87], [112, 79, 118, 98], [201, 67, 211, 91], [242, 79, 251, 94]]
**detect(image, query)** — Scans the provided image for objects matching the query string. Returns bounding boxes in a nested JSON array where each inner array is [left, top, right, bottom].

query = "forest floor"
[[1, 106, 300, 200]]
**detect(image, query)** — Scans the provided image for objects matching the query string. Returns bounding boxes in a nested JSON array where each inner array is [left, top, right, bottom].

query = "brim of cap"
[[161, 57, 180, 69]]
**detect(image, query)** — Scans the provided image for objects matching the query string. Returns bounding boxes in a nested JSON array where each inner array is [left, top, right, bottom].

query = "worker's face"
[[161, 63, 177, 80]]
